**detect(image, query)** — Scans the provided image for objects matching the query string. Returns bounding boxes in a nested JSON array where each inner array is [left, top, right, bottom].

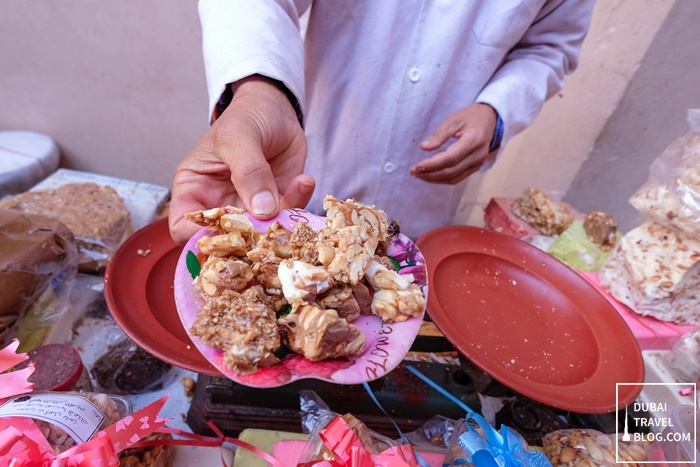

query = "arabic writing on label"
[[0, 393, 106, 444]]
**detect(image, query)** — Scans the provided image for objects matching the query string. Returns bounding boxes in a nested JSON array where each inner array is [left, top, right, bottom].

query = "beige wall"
[[566, 0, 700, 232], [1, 0, 694, 233], [0, 1, 208, 188]]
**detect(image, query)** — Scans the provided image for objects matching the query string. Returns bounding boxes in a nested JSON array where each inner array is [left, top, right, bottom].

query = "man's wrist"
[[215, 75, 304, 128]]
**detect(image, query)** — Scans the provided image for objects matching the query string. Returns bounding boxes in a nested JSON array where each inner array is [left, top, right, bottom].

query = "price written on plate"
[[0, 393, 106, 444]]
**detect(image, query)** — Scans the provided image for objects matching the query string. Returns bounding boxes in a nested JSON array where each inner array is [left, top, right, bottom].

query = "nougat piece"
[[583, 210, 619, 251], [190, 287, 280, 374], [511, 188, 574, 236], [278, 303, 366, 361], [599, 220, 700, 325]]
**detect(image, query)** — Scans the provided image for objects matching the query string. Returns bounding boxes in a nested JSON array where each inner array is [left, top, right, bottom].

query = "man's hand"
[[410, 103, 498, 185], [169, 76, 315, 245]]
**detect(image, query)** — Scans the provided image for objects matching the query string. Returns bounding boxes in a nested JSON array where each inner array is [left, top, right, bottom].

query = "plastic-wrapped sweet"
[[543, 429, 651, 467], [663, 326, 700, 383], [629, 109, 700, 241], [512, 188, 574, 236], [5, 391, 130, 454], [598, 220, 700, 325], [548, 219, 620, 272], [91, 337, 174, 394], [0, 182, 133, 271]]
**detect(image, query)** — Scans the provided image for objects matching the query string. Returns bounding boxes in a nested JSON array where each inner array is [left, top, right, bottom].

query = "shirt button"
[[408, 67, 421, 82], [383, 162, 396, 173]]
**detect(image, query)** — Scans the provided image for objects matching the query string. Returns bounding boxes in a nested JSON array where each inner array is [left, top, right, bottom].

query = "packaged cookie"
[[543, 428, 651, 467], [0, 391, 130, 454]]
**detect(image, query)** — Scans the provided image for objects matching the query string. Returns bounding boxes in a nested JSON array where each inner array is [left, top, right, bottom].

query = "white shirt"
[[198, 0, 595, 240]]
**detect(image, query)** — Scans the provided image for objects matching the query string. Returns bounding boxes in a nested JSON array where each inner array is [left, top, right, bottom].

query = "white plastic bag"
[[629, 109, 700, 240]]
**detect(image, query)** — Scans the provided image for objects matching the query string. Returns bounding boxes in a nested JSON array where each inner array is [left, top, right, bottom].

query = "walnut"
[[254, 262, 282, 289]]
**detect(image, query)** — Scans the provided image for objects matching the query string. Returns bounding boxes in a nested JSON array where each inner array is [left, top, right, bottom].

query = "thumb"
[[223, 140, 281, 219]]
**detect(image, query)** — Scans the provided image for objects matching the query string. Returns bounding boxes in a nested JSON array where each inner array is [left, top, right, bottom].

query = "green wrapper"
[[548, 221, 619, 272]]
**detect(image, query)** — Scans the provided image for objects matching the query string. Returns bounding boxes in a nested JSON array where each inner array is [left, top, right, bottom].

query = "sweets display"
[[598, 220, 700, 325], [184, 196, 426, 375]]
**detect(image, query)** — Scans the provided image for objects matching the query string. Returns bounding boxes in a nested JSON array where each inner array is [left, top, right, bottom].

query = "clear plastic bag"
[[0, 209, 79, 352], [297, 390, 404, 462], [542, 428, 651, 467], [403, 415, 458, 454], [663, 326, 700, 383], [90, 335, 175, 395], [629, 109, 700, 240]]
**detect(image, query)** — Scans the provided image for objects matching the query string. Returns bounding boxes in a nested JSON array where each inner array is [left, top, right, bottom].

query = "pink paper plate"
[[174, 208, 427, 388]]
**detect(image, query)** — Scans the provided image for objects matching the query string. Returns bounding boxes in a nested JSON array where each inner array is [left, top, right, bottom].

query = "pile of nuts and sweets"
[[184, 195, 426, 375]]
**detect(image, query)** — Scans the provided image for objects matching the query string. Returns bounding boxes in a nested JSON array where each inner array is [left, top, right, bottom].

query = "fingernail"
[[300, 182, 314, 194], [419, 140, 430, 148], [252, 191, 277, 215]]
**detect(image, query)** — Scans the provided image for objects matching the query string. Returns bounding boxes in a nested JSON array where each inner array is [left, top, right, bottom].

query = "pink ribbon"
[[297, 416, 420, 467], [130, 421, 286, 467], [0, 395, 171, 466], [0, 339, 34, 399], [0, 339, 172, 466]]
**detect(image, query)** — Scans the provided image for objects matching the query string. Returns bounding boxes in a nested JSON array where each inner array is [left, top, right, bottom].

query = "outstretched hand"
[[411, 103, 498, 185], [169, 76, 315, 245]]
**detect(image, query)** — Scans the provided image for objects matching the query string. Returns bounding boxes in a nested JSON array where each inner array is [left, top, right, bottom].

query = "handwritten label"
[[364, 321, 395, 380], [287, 208, 311, 224], [0, 393, 106, 444]]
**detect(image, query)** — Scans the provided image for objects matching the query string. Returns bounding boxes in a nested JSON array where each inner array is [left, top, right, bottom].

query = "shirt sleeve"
[[475, 0, 596, 146], [198, 0, 310, 124]]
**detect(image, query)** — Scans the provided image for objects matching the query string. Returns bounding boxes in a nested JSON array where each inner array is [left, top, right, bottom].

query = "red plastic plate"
[[416, 226, 644, 413], [104, 218, 220, 376]]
